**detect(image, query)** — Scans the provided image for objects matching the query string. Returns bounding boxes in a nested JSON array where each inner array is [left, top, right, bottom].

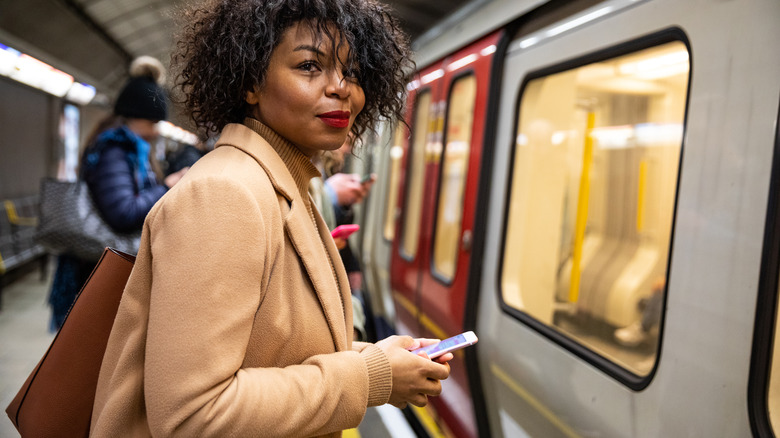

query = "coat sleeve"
[[143, 176, 390, 437], [86, 145, 167, 232]]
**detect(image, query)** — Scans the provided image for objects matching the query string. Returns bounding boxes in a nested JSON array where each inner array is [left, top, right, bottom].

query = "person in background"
[[47, 56, 188, 331], [90, 1, 451, 436], [166, 139, 211, 176]]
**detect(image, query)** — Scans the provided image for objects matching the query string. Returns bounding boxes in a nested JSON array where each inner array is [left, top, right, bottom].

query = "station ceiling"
[[0, 0, 470, 121]]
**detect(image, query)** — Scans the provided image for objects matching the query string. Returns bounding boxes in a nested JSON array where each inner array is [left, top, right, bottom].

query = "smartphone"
[[331, 224, 360, 239], [360, 173, 374, 184], [412, 331, 478, 359]]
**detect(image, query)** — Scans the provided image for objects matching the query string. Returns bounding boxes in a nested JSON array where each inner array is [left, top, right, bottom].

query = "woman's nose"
[[325, 70, 350, 99]]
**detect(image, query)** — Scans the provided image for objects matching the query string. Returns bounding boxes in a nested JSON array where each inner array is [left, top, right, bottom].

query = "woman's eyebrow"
[[293, 44, 324, 56]]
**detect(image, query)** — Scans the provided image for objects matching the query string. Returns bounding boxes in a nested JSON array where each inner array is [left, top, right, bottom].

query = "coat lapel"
[[215, 124, 349, 351], [284, 204, 349, 351]]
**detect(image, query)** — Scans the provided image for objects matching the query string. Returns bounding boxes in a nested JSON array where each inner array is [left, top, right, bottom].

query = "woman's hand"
[[375, 336, 451, 409]]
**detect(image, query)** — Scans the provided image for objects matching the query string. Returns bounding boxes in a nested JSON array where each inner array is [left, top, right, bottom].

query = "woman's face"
[[246, 22, 365, 157]]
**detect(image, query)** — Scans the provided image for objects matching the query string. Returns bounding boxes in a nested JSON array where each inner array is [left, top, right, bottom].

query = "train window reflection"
[[433, 75, 477, 281], [384, 123, 406, 241], [500, 41, 688, 375], [401, 91, 433, 259]]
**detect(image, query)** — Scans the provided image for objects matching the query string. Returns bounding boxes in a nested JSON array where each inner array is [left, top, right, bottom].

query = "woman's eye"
[[299, 61, 320, 72]]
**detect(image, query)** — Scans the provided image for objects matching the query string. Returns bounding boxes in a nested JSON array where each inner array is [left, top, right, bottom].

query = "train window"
[[401, 91, 433, 259], [383, 123, 406, 241], [432, 75, 477, 281], [500, 41, 688, 375]]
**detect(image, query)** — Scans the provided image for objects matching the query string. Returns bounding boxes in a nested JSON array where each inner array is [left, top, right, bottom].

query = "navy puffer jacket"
[[82, 126, 168, 233]]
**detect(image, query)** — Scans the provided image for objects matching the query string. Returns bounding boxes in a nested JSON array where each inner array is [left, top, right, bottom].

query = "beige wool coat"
[[90, 122, 392, 437]]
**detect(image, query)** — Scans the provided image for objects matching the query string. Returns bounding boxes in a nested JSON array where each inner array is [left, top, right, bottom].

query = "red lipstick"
[[317, 111, 351, 129]]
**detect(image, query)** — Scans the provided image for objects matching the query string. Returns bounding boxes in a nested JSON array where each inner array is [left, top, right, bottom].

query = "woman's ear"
[[245, 85, 261, 105]]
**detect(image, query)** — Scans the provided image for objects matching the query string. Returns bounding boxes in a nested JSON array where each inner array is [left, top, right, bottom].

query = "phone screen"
[[412, 331, 478, 359]]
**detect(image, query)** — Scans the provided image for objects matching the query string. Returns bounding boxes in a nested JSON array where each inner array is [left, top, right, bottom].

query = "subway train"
[[347, 0, 780, 436]]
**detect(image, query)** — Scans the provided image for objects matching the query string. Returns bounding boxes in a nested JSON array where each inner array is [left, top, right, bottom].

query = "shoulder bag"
[[5, 247, 135, 437]]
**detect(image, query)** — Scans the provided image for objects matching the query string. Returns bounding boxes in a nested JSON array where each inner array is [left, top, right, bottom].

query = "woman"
[[48, 56, 188, 331], [90, 1, 451, 436]]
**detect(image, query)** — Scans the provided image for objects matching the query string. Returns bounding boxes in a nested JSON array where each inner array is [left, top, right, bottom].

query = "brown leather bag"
[[5, 248, 135, 437]]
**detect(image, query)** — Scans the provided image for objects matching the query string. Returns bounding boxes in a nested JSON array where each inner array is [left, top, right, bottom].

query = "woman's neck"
[[243, 118, 321, 199]]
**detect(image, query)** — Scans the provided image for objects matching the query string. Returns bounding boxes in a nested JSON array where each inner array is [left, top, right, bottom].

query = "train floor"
[[0, 258, 416, 438]]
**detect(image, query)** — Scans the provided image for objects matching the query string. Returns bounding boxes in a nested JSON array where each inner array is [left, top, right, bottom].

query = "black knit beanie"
[[114, 56, 168, 121]]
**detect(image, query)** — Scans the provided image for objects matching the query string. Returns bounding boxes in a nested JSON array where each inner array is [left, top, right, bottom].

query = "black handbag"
[[35, 178, 141, 261]]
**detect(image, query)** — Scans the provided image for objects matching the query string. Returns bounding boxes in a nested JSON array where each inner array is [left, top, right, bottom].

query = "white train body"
[[355, 0, 780, 436]]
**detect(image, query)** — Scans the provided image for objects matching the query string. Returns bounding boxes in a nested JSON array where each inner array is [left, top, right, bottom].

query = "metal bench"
[[0, 196, 48, 309]]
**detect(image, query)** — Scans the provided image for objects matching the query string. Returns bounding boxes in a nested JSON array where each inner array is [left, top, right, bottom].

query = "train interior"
[[500, 41, 688, 375]]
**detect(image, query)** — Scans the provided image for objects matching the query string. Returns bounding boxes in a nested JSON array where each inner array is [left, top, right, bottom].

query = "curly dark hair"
[[171, 0, 413, 140]]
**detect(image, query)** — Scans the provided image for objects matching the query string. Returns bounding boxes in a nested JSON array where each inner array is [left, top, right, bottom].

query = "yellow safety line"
[[568, 112, 596, 303], [342, 428, 360, 438], [411, 405, 447, 438], [419, 312, 449, 342], [393, 290, 418, 319], [637, 160, 647, 232], [490, 364, 581, 438]]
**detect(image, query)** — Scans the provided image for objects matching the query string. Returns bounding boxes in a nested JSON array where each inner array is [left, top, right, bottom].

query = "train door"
[[390, 61, 445, 338], [479, 2, 683, 437], [415, 32, 502, 438], [475, 0, 780, 436]]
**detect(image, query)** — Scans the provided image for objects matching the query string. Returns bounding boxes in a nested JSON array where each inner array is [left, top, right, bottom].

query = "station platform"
[[0, 258, 416, 438]]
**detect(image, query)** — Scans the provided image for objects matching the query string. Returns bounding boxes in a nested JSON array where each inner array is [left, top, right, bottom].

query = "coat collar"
[[214, 123, 351, 351]]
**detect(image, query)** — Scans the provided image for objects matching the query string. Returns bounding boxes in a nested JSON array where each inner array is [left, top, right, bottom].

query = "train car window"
[[500, 40, 688, 375], [432, 75, 477, 281], [401, 91, 433, 259], [383, 123, 407, 241]]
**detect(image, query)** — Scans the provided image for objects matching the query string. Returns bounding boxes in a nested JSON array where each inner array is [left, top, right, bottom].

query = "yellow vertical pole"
[[636, 160, 647, 232], [569, 112, 596, 303]]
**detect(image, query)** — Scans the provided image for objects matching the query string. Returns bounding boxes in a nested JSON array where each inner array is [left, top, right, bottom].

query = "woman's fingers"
[[409, 393, 429, 407], [421, 359, 450, 383], [434, 352, 454, 364], [378, 335, 452, 408]]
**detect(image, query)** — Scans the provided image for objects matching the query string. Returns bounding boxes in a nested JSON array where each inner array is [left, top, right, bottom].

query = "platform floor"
[[0, 258, 414, 437]]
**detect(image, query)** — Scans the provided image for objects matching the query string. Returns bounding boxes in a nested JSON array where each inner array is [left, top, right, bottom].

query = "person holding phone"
[[90, 1, 451, 436]]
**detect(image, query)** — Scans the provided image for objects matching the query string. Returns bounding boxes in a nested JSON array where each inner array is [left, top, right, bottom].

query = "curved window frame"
[[748, 99, 780, 437], [430, 71, 478, 285], [496, 28, 691, 390]]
